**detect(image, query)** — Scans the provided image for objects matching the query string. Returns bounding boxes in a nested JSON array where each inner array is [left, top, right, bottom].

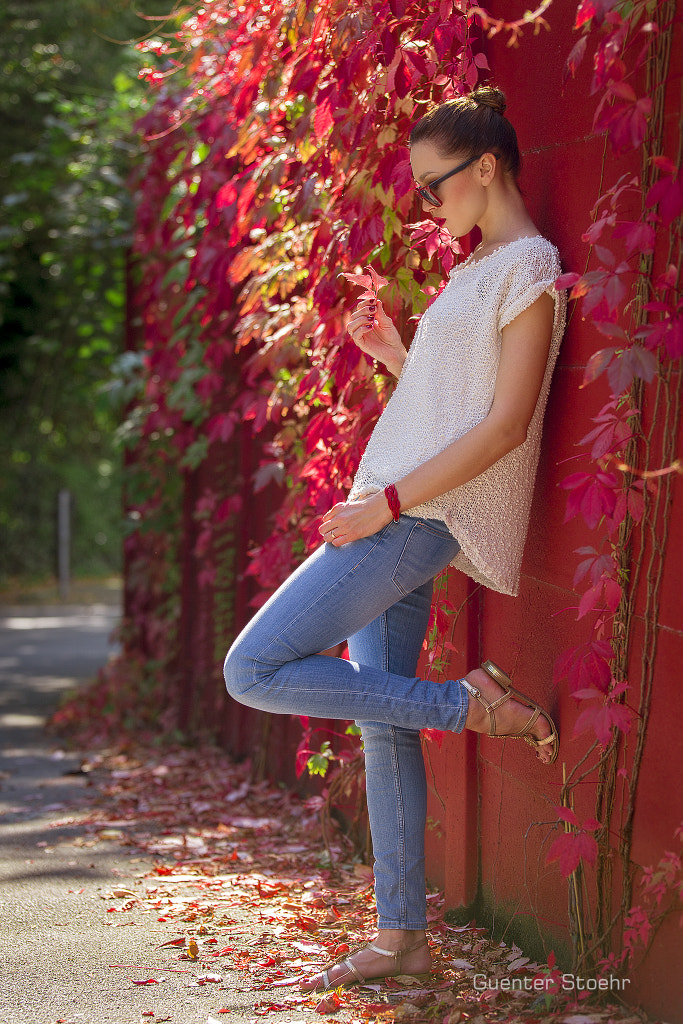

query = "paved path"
[[0, 603, 262, 1024]]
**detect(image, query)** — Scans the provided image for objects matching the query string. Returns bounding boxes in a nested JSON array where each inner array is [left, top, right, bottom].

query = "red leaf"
[[380, 26, 396, 66], [604, 577, 622, 612], [556, 805, 580, 828], [607, 346, 658, 396], [563, 35, 587, 83], [546, 831, 598, 877], [575, 0, 597, 27], [578, 581, 603, 619], [215, 181, 237, 210], [314, 99, 334, 137], [613, 219, 656, 254], [646, 170, 683, 226], [556, 271, 580, 290], [572, 686, 606, 701], [394, 55, 412, 99], [338, 271, 372, 291], [582, 347, 616, 387], [574, 700, 632, 744], [315, 991, 342, 1014], [433, 22, 455, 60]]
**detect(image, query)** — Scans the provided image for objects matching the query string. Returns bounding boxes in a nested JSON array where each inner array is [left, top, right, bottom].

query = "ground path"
[[0, 581, 653, 1024]]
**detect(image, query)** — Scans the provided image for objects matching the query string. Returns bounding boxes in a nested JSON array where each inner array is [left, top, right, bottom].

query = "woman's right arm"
[[346, 298, 407, 378]]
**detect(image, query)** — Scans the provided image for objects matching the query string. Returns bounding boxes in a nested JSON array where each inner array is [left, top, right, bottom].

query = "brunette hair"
[[410, 87, 521, 181]]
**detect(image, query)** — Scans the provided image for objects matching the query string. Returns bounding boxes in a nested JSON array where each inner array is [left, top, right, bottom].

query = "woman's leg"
[[224, 518, 468, 732], [300, 583, 435, 993], [349, 580, 433, 931]]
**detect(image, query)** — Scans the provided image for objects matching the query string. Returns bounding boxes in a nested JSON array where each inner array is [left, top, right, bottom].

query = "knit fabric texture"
[[347, 235, 567, 596]]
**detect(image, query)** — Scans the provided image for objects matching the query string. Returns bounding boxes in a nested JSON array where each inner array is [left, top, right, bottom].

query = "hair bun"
[[472, 86, 507, 117]]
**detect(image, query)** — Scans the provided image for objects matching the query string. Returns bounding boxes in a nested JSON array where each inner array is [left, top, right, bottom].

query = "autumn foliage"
[[129, 0, 494, 600], [49, 0, 683, 1002]]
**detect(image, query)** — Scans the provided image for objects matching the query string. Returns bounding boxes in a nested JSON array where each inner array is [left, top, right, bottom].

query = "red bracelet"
[[384, 484, 401, 522]]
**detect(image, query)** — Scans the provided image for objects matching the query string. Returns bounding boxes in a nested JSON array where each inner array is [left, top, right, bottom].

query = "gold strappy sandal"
[[462, 659, 559, 765], [300, 937, 430, 993]]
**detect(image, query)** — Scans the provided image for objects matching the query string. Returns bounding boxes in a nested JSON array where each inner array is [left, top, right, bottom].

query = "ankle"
[[463, 669, 489, 732], [375, 928, 425, 950]]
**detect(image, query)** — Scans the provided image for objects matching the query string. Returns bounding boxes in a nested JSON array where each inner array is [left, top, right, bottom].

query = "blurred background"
[[0, 0, 171, 588]]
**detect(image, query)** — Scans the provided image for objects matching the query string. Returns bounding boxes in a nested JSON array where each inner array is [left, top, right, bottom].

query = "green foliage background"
[[0, 0, 174, 581]]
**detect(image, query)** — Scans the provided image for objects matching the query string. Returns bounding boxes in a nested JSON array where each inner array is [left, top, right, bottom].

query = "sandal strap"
[[340, 956, 366, 984], [462, 676, 505, 736], [368, 937, 428, 958], [306, 937, 429, 993], [367, 942, 400, 958], [532, 733, 556, 747], [506, 706, 541, 739], [479, 659, 559, 763]]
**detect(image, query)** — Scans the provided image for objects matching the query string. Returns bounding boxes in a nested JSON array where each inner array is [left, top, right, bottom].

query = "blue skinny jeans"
[[224, 515, 468, 929]]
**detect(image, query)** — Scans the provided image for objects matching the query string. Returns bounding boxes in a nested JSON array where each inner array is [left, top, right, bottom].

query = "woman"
[[224, 86, 565, 993]]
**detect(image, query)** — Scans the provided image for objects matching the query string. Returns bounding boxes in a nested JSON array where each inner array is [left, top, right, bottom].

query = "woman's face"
[[410, 140, 487, 239]]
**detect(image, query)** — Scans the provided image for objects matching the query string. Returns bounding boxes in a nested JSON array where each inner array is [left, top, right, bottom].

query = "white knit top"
[[348, 235, 566, 597]]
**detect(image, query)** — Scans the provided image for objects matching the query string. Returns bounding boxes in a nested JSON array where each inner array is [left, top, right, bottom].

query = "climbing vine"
[[52, 0, 682, 1003], [548, 0, 682, 982]]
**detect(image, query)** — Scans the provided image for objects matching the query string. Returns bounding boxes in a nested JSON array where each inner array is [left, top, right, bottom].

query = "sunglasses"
[[414, 153, 493, 207]]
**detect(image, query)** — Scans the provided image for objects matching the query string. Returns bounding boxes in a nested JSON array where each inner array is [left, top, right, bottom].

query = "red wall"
[[420, 4, 682, 1021]]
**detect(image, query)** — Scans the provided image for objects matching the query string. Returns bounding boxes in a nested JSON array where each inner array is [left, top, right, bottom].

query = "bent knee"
[[223, 640, 256, 701]]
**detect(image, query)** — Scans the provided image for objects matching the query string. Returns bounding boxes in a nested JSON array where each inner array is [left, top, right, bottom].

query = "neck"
[[476, 179, 536, 252]]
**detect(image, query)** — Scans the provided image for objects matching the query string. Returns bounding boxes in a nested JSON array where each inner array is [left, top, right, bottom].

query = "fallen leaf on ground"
[[315, 991, 342, 1014]]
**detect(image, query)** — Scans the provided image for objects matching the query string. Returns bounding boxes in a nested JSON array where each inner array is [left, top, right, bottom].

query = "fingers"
[[320, 503, 347, 545], [347, 298, 380, 340], [320, 502, 345, 525], [319, 521, 345, 546]]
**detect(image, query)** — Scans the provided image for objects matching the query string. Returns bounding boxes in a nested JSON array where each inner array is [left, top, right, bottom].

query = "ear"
[[478, 152, 498, 185]]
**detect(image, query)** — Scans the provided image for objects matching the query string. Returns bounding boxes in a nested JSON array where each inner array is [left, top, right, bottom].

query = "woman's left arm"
[[320, 291, 555, 544]]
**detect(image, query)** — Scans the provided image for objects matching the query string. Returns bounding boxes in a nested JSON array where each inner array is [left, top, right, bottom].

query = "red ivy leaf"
[[556, 805, 581, 828], [366, 265, 389, 293], [646, 170, 683, 226], [339, 265, 388, 297], [563, 35, 588, 83], [546, 831, 598, 877], [574, 700, 633, 744], [556, 271, 580, 291], [313, 99, 334, 137], [612, 219, 656, 254], [339, 271, 372, 291], [582, 347, 616, 387], [394, 55, 412, 99], [606, 345, 658, 396], [578, 581, 604, 619]]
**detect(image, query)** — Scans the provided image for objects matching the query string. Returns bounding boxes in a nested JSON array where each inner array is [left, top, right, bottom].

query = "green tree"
[[0, 0, 177, 581]]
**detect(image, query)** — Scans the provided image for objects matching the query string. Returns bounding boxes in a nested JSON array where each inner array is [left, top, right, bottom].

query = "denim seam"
[[391, 521, 458, 597], [239, 680, 463, 721], [388, 726, 408, 926], [413, 519, 453, 538], [390, 521, 421, 597]]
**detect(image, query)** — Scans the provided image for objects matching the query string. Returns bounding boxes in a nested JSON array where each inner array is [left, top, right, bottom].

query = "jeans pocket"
[[391, 520, 460, 597]]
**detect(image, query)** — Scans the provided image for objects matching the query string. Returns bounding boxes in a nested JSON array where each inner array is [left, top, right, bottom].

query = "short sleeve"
[[497, 241, 561, 332]]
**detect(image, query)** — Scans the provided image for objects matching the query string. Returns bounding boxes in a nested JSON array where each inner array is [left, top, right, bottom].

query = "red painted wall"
[[420, 5, 683, 1021]]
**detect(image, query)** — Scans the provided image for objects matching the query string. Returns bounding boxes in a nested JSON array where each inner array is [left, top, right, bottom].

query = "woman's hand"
[[347, 298, 406, 377], [319, 492, 393, 546]]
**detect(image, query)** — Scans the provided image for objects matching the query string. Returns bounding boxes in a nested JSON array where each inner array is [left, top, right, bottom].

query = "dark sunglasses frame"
[[414, 153, 493, 207]]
